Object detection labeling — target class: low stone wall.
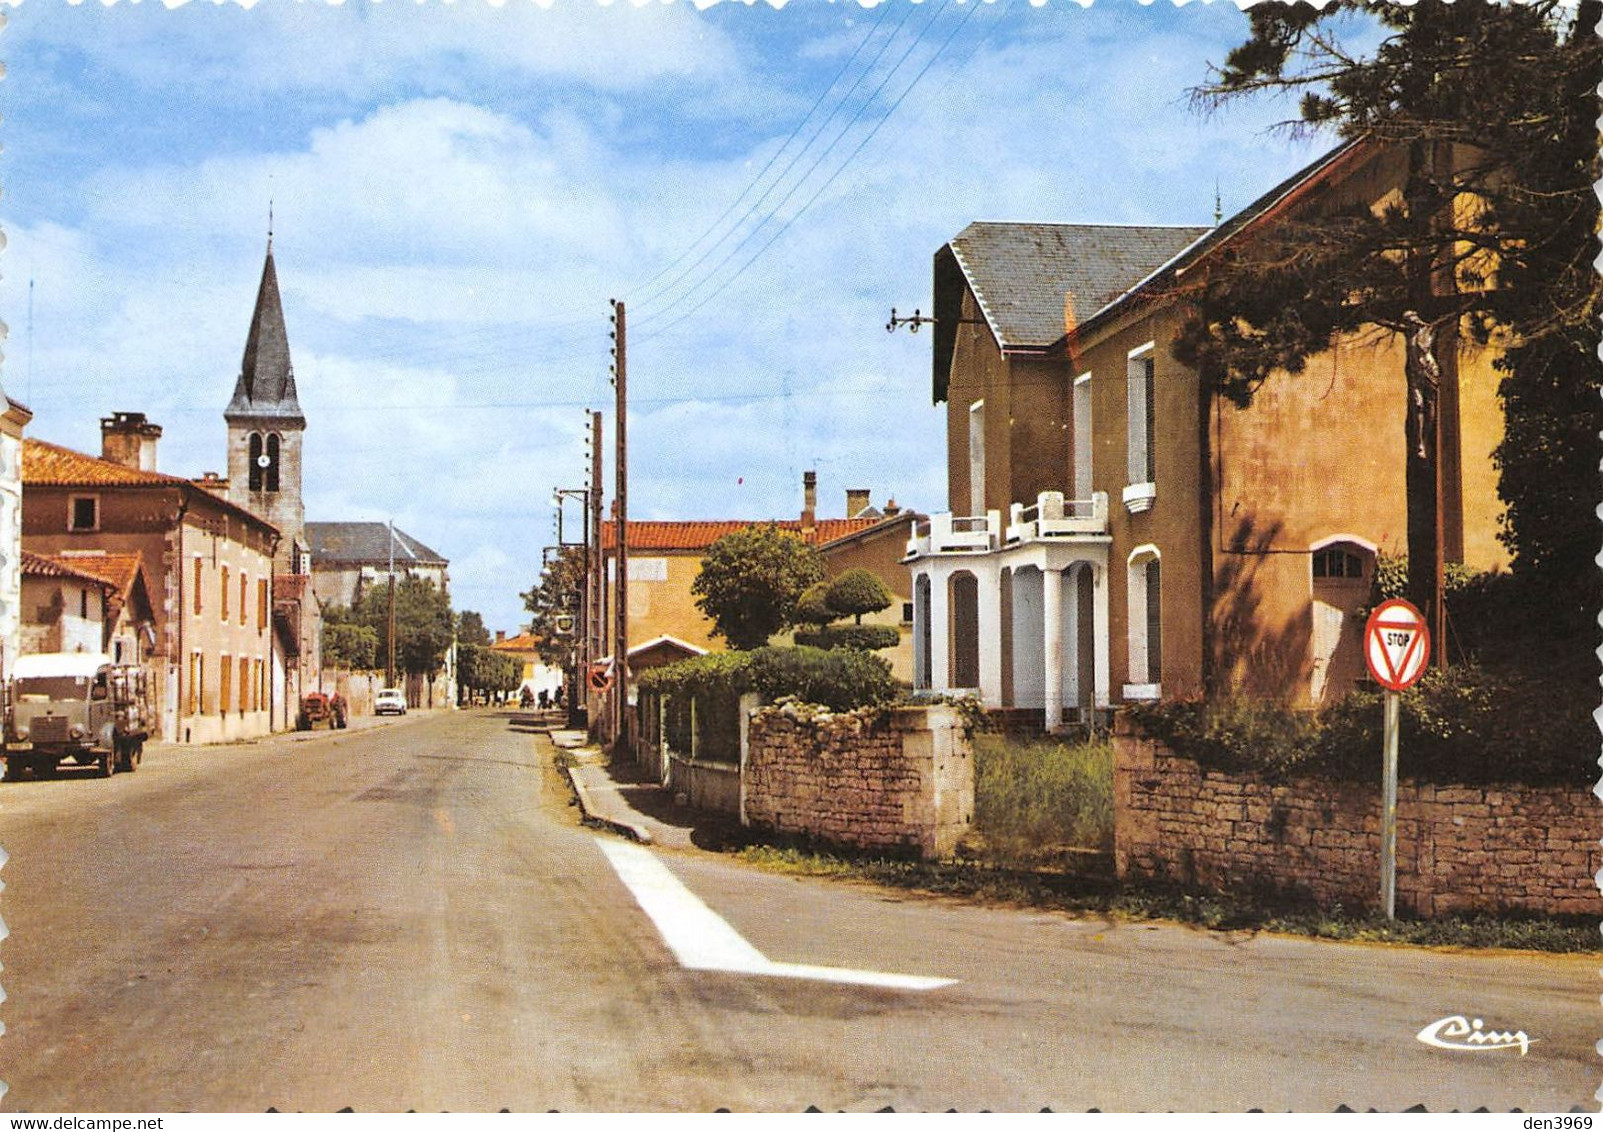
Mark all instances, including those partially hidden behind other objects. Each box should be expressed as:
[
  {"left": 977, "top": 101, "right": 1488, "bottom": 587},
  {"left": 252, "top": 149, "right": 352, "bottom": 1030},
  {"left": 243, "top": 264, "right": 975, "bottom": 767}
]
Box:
[
  {"left": 668, "top": 753, "right": 741, "bottom": 815},
  {"left": 743, "top": 703, "right": 972, "bottom": 859},
  {"left": 1114, "top": 716, "right": 1600, "bottom": 917}
]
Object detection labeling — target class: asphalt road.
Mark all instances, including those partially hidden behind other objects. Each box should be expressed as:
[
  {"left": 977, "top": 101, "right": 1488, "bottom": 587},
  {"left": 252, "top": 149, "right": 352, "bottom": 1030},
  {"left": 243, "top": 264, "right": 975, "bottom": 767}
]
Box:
[{"left": 0, "top": 709, "right": 1593, "bottom": 1112}]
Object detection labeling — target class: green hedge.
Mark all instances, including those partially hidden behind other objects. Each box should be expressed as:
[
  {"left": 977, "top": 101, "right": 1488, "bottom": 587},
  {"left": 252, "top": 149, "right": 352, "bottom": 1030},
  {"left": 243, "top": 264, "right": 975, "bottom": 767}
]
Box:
[
  {"left": 793, "top": 624, "right": 901, "bottom": 652},
  {"left": 637, "top": 645, "right": 897, "bottom": 712},
  {"left": 1128, "top": 662, "right": 1594, "bottom": 787}
]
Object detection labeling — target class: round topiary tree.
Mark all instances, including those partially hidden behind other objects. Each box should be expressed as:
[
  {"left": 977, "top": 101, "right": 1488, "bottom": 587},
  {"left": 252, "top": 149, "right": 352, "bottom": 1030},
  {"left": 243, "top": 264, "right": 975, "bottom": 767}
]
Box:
[
  {"left": 793, "top": 581, "right": 837, "bottom": 628},
  {"left": 825, "top": 568, "right": 892, "bottom": 625}
]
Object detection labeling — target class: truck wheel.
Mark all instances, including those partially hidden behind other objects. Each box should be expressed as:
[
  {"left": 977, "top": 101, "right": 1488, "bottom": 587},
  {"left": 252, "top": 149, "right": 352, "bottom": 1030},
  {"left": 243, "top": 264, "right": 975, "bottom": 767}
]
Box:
[
  {"left": 97, "top": 748, "right": 114, "bottom": 778},
  {"left": 36, "top": 759, "right": 58, "bottom": 779},
  {"left": 118, "top": 740, "right": 141, "bottom": 773}
]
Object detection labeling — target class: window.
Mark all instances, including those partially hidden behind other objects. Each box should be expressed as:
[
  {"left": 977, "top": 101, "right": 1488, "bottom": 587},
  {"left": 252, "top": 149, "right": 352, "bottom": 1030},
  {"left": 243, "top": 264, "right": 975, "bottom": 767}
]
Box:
[
  {"left": 248, "top": 433, "right": 264, "bottom": 492},
  {"left": 220, "top": 655, "right": 232, "bottom": 718},
  {"left": 79, "top": 587, "right": 90, "bottom": 619},
  {"left": 221, "top": 566, "right": 230, "bottom": 623},
  {"left": 901, "top": 601, "right": 914, "bottom": 625},
  {"left": 968, "top": 400, "right": 985, "bottom": 516},
  {"left": 188, "top": 652, "right": 202, "bottom": 716},
  {"left": 240, "top": 573, "right": 249, "bottom": 625},
  {"left": 1073, "top": 372, "right": 1093, "bottom": 502},
  {"left": 1125, "top": 546, "right": 1162, "bottom": 699},
  {"left": 238, "top": 656, "right": 250, "bottom": 714},
  {"left": 193, "top": 557, "right": 204, "bottom": 616},
  {"left": 1126, "top": 346, "right": 1155, "bottom": 486},
  {"left": 69, "top": 496, "right": 99, "bottom": 532},
  {"left": 258, "top": 578, "right": 269, "bottom": 631},
  {"left": 265, "top": 434, "right": 281, "bottom": 493},
  {"left": 1313, "top": 548, "right": 1366, "bottom": 579}
]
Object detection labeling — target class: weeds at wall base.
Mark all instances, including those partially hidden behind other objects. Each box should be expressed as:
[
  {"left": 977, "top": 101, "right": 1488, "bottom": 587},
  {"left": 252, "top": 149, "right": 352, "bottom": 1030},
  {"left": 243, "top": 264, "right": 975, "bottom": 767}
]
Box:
[{"left": 735, "top": 844, "right": 1600, "bottom": 954}]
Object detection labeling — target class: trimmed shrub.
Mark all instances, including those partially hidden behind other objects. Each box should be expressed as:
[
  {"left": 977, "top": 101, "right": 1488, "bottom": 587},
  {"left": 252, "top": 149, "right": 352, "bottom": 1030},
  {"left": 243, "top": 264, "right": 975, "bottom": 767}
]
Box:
[
  {"left": 637, "top": 645, "right": 897, "bottom": 713},
  {"left": 826, "top": 568, "right": 892, "bottom": 623},
  {"left": 793, "top": 624, "right": 901, "bottom": 652},
  {"left": 794, "top": 581, "right": 836, "bottom": 628}
]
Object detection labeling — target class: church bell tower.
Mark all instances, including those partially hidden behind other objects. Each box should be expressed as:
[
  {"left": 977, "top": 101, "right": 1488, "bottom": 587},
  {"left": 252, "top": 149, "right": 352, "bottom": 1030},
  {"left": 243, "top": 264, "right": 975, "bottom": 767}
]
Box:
[{"left": 225, "top": 234, "right": 307, "bottom": 575}]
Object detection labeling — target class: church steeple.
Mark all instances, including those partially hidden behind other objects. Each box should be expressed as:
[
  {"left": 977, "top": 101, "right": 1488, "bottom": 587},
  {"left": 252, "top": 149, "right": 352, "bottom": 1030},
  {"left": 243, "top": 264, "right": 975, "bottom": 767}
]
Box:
[{"left": 225, "top": 241, "right": 304, "bottom": 426}]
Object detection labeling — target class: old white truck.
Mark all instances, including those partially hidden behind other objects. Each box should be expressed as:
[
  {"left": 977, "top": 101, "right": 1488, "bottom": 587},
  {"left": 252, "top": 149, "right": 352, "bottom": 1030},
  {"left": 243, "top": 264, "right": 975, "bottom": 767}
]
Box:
[{"left": 4, "top": 652, "right": 151, "bottom": 779}]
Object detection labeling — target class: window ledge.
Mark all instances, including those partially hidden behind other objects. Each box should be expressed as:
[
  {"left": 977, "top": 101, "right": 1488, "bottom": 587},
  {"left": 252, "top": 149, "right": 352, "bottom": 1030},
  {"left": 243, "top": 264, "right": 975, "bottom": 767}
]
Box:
[
  {"left": 1122, "top": 482, "right": 1156, "bottom": 514},
  {"left": 1122, "top": 682, "right": 1161, "bottom": 701}
]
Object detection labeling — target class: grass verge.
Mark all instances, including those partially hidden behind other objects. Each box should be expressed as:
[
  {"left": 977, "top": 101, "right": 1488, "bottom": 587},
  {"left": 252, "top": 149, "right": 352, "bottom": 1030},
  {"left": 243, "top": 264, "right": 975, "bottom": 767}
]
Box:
[
  {"left": 972, "top": 732, "right": 1113, "bottom": 856},
  {"left": 736, "top": 844, "right": 1599, "bottom": 953}
]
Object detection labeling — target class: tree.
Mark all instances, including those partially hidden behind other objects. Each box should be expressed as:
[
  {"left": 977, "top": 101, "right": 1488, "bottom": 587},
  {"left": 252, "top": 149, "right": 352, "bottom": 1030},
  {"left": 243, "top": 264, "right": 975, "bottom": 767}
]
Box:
[
  {"left": 1177, "top": 0, "right": 1602, "bottom": 655},
  {"left": 321, "top": 617, "right": 379, "bottom": 670},
  {"left": 793, "top": 581, "right": 837, "bottom": 629},
  {"left": 351, "top": 577, "right": 456, "bottom": 677},
  {"left": 457, "top": 643, "right": 521, "bottom": 701},
  {"left": 456, "top": 610, "right": 492, "bottom": 647},
  {"left": 521, "top": 547, "right": 586, "bottom": 666},
  {"left": 692, "top": 524, "right": 827, "bottom": 650}
]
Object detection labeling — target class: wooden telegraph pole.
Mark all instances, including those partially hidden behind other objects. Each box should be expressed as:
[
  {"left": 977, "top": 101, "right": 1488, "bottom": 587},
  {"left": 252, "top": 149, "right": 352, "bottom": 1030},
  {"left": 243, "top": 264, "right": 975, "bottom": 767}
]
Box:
[
  {"left": 590, "top": 410, "right": 605, "bottom": 712},
  {"left": 610, "top": 301, "right": 629, "bottom": 751}
]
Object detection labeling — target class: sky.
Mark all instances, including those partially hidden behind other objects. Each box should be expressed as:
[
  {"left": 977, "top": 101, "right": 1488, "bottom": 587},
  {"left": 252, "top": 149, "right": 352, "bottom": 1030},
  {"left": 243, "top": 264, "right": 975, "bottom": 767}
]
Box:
[{"left": 0, "top": 0, "right": 1342, "bottom": 634}]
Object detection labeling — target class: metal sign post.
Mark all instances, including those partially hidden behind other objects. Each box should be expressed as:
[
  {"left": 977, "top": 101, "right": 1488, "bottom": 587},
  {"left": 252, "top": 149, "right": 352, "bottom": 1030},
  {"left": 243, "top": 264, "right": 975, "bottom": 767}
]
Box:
[{"left": 1363, "top": 598, "right": 1430, "bottom": 921}]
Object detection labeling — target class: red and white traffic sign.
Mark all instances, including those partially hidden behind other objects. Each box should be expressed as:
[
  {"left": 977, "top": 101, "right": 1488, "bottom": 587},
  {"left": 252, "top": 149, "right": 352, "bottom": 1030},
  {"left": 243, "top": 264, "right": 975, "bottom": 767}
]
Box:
[{"left": 1363, "top": 598, "right": 1430, "bottom": 692}]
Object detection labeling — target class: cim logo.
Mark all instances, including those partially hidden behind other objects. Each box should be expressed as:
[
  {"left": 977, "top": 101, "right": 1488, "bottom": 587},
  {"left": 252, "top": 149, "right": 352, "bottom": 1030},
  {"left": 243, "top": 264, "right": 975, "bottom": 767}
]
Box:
[{"left": 1416, "top": 1015, "right": 1533, "bottom": 1055}]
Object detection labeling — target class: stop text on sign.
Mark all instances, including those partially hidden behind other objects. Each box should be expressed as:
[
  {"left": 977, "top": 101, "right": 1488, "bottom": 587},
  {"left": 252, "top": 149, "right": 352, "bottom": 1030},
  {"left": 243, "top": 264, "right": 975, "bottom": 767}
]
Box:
[{"left": 1363, "top": 598, "right": 1430, "bottom": 692}]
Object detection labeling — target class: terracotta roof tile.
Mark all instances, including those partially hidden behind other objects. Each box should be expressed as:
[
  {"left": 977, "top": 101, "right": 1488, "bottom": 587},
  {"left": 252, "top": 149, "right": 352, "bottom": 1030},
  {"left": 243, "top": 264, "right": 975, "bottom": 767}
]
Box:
[
  {"left": 23, "top": 438, "right": 186, "bottom": 487},
  {"left": 599, "top": 518, "right": 881, "bottom": 552},
  {"left": 491, "top": 633, "right": 540, "bottom": 652},
  {"left": 20, "top": 550, "right": 117, "bottom": 588}
]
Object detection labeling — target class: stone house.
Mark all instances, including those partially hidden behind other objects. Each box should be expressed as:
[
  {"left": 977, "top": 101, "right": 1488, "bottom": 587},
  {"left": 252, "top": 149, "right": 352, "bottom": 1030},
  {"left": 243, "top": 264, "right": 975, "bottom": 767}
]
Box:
[
  {"left": 22, "top": 424, "right": 281, "bottom": 743},
  {"left": 907, "top": 140, "right": 1507, "bottom": 726},
  {"left": 20, "top": 549, "right": 157, "bottom": 666},
  {"left": 305, "top": 522, "right": 450, "bottom": 611}
]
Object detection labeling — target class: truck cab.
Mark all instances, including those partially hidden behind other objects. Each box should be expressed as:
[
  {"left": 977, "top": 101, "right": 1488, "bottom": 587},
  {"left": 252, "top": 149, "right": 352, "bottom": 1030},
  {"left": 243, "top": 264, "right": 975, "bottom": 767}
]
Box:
[{"left": 7, "top": 652, "right": 150, "bottom": 779}]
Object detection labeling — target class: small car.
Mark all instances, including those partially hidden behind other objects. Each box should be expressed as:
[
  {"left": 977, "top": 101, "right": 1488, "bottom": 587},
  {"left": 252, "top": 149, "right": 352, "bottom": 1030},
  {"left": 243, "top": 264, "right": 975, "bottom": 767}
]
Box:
[{"left": 374, "top": 688, "right": 407, "bottom": 716}]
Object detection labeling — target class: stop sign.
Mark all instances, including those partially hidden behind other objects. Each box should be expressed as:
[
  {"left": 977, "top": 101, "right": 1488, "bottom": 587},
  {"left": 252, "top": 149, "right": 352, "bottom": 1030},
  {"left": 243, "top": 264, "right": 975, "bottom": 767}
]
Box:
[{"left": 1363, "top": 598, "right": 1430, "bottom": 692}]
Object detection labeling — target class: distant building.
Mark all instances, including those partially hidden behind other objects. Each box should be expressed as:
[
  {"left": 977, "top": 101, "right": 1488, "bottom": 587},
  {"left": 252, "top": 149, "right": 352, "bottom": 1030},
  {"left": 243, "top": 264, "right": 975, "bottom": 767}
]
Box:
[{"left": 305, "top": 522, "right": 450, "bottom": 610}]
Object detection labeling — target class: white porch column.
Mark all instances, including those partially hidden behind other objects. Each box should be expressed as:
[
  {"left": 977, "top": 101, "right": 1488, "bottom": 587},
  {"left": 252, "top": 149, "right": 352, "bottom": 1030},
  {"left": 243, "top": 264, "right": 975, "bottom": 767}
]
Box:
[
  {"left": 976, "top": 565, "right": 1003, "bottom": 707},
  {"left": 1092, "top": 562, "right": 1111, "bottom": 709},
  {"left": 1042, "top": 566, "right": 1064, "bottom": 731},
  {"left": 929, "top": 566, "right": 950, "bottom": 693}
]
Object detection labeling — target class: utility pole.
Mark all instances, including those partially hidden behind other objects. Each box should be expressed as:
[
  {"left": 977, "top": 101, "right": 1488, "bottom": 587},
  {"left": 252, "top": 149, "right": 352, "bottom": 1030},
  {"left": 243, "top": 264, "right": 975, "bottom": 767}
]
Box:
[
  {"left": 386, "top": 519, "right": 397, "bottom": 689},
  {"left": 590, "top": 409, "right": 605, "bottom": 730},
  {"left": 610, "top": 300, "right": 629, "bottom": 751}
]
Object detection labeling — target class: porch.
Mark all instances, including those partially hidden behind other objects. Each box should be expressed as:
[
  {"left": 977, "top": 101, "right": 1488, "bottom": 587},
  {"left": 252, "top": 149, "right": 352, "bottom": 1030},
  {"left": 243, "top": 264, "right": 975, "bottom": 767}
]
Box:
[{"left": 905, "top": 491, "right": 1112, "bottom": 732}]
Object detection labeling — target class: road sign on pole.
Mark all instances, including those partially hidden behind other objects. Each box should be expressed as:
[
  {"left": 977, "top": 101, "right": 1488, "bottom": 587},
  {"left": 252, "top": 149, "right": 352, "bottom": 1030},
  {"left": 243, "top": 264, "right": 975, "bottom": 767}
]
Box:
[
  {"left": 1363, "top": 598, "right": 1431, "bottom": 920},
  {"left": 588, "top": 660, "right": 613, "bottom": 694}
]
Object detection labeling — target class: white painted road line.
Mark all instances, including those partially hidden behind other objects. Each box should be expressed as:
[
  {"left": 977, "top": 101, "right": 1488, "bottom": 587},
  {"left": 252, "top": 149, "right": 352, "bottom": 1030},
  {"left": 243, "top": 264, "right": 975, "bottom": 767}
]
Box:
[{"left": 596, "top": 837, "right": 956, "bottom": 991}]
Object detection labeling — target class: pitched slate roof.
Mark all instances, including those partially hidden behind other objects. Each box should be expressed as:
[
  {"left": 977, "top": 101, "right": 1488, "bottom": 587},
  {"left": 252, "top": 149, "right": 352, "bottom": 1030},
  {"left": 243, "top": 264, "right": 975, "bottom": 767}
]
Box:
[
  {"left": 946, "top": 223, "right": 1210, "bottom": 352},
  {"left": 599, "top": 518, "right": 881, "bottom": 552},
  {"left": 305, "top": 521, "right": 448, "bottom": 567},
  {"left": 225, "top": 246, "right": 305, "bottom": 425}
]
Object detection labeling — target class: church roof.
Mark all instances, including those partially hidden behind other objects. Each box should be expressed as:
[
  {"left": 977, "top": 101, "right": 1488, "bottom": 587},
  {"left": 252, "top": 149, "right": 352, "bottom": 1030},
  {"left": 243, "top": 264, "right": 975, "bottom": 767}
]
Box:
[
  {"left": 225, "top": 246, "right": 305, "bottom": 425},
  {"left": 305, "top": 521, "right": 448, "bottom": 567}
]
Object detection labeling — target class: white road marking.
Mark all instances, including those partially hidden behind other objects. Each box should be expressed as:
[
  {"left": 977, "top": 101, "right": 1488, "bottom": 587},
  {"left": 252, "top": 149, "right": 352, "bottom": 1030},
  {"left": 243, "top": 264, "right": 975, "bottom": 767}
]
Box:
[{"left": 597, "top": 837, "right": 955, "bottom": 991}]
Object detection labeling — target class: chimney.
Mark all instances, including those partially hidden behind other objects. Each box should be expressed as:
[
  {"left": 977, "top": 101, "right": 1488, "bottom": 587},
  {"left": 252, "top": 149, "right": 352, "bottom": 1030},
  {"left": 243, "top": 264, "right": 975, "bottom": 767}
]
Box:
[
  {"left": 801, "top": 470, "right": 817, "bottom": 532},
  {"left": 845, "top": 488, "right": 871, "bottom": 518},
  {"left": 100, "top": 412, "right": 162, "bottom": 472},
  {"left": 884, "top": 497, "right": 901, "bottom": 517},
  {"left": 194, "top": 472, "right": 229, "bottom": 497},
  {"left": 495, "top": 630, "right": 506, "bottom": 643}
]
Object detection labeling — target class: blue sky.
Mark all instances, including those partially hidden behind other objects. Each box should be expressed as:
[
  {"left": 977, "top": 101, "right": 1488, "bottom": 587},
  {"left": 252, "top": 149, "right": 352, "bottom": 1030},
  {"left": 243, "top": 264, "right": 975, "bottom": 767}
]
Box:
[{"left": 0, "top": 0, "right": 1337, "bottom": 633}]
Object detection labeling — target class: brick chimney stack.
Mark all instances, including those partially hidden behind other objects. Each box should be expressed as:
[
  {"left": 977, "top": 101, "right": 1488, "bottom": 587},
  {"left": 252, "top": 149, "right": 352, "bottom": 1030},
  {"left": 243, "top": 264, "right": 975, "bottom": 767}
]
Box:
[
  {"left": 801, "top": 470, "right": 817, "bottom": 533},
  {"left": 883, "top": 497, "right": 901, "bottom": 517},
  {"left": 845, "top": 488, "right": 871, "bottom": 518},
  {"left": 495, "top": 630, "right": 506, "bottom": 643},
  {"left": 100, "top": 411, "right": 162, "bottom": 472}
]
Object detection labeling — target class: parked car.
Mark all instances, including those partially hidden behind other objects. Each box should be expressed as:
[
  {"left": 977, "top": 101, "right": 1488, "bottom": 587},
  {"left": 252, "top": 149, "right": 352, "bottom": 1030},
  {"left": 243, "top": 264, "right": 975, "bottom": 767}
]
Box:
[{"left": 375, "top": 688, "right": 407, "bottom": 716}]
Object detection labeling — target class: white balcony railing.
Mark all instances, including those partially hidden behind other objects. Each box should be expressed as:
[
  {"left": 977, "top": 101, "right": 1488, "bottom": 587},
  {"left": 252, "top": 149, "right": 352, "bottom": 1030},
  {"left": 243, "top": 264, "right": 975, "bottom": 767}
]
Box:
[
  {"left": 1005, "top": 491, "right": 1109, "bottom": 544},
  {"left": 905, "top": 510, "right": 1001, "bottom": 558}
]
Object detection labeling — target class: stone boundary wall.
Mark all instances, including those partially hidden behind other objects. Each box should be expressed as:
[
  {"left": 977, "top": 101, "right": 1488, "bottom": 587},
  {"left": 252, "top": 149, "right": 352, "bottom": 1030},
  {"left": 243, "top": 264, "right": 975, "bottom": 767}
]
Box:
[
  {"left": 743, "top": 703, "right": 973, "bottom": 859},
  {"left": 1113, "top": 716, "right": 1600, "bottom": 917}
]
